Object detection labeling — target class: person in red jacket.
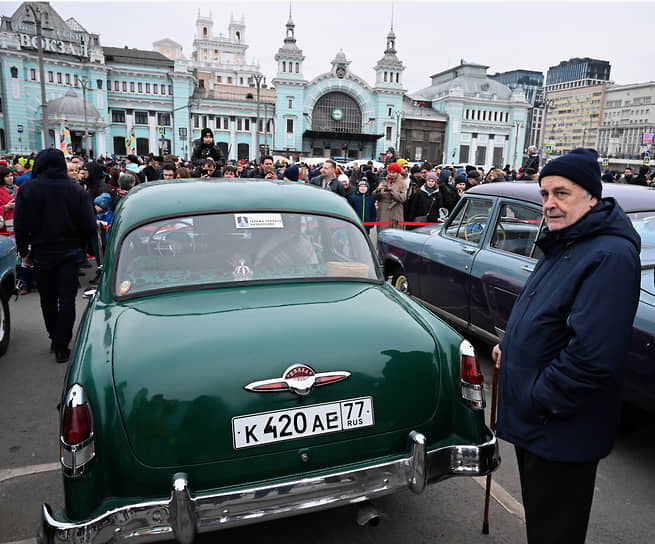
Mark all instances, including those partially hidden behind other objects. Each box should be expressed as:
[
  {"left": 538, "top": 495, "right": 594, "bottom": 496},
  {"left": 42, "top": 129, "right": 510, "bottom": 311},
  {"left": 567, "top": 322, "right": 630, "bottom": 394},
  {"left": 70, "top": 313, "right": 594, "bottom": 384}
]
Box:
[{"left": 0, "top": 166, "right": 18, "bottom": 233}]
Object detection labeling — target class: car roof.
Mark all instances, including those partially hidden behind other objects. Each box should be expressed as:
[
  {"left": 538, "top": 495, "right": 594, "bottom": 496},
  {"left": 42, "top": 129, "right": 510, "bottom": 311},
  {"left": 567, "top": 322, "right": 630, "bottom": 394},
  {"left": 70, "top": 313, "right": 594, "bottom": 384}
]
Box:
[
  {"left": 113, "top": 178, "right": 360, "bottom": 237},
  {"left": 466, "top": 182, "right": 655, "bottom": 212}
]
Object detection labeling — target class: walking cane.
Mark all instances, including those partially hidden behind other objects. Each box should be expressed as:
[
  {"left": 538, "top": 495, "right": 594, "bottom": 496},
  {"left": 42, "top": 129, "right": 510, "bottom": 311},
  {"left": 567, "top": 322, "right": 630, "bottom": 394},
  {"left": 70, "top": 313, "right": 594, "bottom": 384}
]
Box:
[{"left": 482, "top": 359, "right": 500, "bottom": 534}]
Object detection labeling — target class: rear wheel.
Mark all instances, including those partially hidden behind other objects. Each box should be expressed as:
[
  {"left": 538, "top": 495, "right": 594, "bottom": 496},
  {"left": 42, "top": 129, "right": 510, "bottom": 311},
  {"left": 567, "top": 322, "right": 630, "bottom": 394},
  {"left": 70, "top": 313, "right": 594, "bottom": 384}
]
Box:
[
  {"left": 0, "top": 286, "right": 10, "bottom": 356},
  {"left": 393, "top": 272, "right": 409, "bottom": 294}
]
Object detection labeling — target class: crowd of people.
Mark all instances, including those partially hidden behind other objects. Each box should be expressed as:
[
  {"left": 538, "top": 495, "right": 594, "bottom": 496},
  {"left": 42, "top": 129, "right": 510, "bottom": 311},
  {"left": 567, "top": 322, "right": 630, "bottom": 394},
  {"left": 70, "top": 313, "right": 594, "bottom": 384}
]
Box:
[{"left": 2, "top": 135, "right": 646, "bottom": 543}]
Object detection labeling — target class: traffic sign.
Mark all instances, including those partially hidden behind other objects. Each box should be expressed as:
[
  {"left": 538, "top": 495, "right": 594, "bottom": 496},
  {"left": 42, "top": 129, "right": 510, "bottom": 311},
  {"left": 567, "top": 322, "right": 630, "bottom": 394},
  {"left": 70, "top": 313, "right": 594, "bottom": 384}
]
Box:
[
  {"left": 601, "top": 158, "right": 609, "bottom": 167},
  {"left": 544, "top": 144, "right": 553, "bottom": 154},
  {"left": 17, "top": 124, "right": 23, "bottom": 133},
  {"left": 158, "top": 126, "right": 165, "bottom": 136},
  {"left": 644, "top": 157, "right": 651, "bottom": 166}
]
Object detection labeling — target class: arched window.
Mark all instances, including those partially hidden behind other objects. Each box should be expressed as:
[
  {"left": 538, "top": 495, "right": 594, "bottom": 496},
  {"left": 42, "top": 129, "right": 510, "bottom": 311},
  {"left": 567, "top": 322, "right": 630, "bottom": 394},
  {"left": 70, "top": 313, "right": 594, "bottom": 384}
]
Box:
[
  {"left": 10, "top": 67, "right": 18, "bottom": 78},
  {"left": 235, "top": 31, "right": 241, "bottom": 42},
  {"left": 311, "top": 92, "right": 362, "bottom": 133},
  {"left": 203, "top": 27, "right": 208, "bottom": 36},
  {"left": 282, "top": 61, "right": 286, "bottom": 73}
]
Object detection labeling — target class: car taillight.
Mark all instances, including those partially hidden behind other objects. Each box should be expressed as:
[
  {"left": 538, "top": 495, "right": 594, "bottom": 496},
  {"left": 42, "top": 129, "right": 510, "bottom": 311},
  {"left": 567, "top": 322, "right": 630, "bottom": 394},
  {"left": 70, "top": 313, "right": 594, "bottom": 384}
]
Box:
[
  {"left": 60, "top": 384, "right": 95, "bottom": 477},
  {"left": 459, "top": 340, "right": 485, "bottom": 410}
]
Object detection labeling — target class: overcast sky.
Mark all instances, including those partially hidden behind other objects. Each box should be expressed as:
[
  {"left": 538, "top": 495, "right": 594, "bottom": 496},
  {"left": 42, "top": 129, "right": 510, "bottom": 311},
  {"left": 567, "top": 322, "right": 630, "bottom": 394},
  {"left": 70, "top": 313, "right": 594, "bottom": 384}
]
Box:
[{"left": 2, "top": 0, "right": 653, "bottom": 94}]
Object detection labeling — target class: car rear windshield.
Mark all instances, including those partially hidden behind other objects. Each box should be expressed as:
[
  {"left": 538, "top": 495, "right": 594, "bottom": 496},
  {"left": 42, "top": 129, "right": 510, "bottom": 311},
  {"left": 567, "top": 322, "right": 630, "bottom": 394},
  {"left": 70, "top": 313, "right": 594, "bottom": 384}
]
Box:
[
  {"left": 114, "top": 212, "right": 379, "bottom": 298},
  {"left": 628, "top": 210, "right": 655, "bottom": 249}
]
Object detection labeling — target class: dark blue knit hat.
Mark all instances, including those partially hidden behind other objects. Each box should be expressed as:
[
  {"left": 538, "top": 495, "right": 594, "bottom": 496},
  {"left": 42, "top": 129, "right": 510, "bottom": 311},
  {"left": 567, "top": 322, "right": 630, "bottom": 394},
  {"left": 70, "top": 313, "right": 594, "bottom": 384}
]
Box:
[
  {"left": 283, "top": 164, "right": 299, "bottom": 182},
  {"left": 539, "top": 148, "right": 602, "bottom": 199}
]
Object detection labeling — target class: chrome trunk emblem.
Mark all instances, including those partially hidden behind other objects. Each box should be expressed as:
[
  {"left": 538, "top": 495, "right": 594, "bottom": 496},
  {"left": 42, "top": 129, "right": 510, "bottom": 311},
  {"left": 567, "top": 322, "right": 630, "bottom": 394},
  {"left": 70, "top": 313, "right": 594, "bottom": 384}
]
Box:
[{"left": 244, "top": 364, "right": 350, "bottom": 396}]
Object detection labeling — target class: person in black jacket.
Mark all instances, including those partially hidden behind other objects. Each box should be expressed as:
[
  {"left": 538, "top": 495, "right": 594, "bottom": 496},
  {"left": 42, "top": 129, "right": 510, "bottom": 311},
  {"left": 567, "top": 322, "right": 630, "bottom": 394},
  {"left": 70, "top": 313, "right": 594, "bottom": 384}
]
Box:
[
  {"left": 493, "top": 148, "right": 641, "bottom": 544},
  {"left": 348, "top": 180, "right": 376, "bottom": 233},
  {"left": 191, "top": 128, "right": 225, "bottom": 167},
  {"left": 14, "top": 149, "right": 97, "bottom": 363},
  {"left": 524, "top": 145, "right": 540, "bottom": 171},
  {"left": 407, "top": 172, "right": 444, "bottom": 226}
]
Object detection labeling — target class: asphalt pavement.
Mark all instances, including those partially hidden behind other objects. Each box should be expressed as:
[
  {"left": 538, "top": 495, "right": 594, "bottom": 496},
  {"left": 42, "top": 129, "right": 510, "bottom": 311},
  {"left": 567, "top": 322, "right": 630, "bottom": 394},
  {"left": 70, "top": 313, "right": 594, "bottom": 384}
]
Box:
[{"left": 1, "top": 282, "right": 654, "bottom": 543}]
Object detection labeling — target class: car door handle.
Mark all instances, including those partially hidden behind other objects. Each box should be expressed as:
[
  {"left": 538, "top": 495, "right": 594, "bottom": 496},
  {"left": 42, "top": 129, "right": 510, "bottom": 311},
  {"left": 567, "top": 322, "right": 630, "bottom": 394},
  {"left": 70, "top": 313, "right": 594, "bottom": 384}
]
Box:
[
  {"left": 462, "top": 247, "right": 476, "bottom": 255},
  {"left": 521, "top": 265, "right": 535, "bottom": 273}
]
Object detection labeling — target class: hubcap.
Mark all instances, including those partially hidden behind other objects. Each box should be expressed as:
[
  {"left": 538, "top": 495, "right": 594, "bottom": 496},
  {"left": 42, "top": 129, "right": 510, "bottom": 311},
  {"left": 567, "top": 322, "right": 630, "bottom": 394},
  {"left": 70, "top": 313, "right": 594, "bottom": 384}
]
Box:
[
  {"left": 394, "top": 274, "right": 409, "bottom": 294},
  {"left": 0, "top": 300, "right": 6, "bottom": 343}
]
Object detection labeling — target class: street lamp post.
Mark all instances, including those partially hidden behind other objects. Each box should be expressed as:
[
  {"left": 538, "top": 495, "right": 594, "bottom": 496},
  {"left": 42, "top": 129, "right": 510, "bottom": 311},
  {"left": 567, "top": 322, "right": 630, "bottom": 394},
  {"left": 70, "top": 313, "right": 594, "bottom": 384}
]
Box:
[
  {"left": 539, "top": 98, "right": 555, "bottom": 164},
  {"left": 26, "top": 4, "right": 49, "bottom": 149},
  {"left": 80, "top": 77, "right": 90, "bottom": 158},
  {"left": 513, "top": 120, "right": 524, "bottom": 170},
  {"left": 393, "top": 109, "right": 402, "bottom": 156},
  {"left": 250, "top": 72, "right": 264, "bottom": 161}
]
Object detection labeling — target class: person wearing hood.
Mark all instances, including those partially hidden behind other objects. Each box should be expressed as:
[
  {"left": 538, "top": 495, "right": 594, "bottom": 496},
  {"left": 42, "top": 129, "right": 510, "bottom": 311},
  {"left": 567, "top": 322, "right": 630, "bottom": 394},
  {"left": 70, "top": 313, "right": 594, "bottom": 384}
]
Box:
[
  {"left": 13, "top": 148, "right": 97, "bottom": 363},
  {"left": 437, "top": 169, "right": 459, "bottom": 213},
  {"left": 348, "top": 179, "right": 376, "bottom": 234},
  {"left": 85, "top": 162, "right": 114, "bottom": 202},
  {"left": 191, "top": 128, "right": 225, "bottom": 167},
  {"left": 407, "top": 172, "right": 444, "bottom": 228},
  {"left": 492, "top": 148, "right": 641, "bottom": 544}
]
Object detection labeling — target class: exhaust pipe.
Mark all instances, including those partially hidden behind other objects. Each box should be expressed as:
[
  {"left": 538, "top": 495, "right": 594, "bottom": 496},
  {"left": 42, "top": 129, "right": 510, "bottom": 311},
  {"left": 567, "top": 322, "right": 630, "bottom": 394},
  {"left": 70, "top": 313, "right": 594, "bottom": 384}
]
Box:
[{"left": 356, "top": 501, "right": 386, "bottom": 527}]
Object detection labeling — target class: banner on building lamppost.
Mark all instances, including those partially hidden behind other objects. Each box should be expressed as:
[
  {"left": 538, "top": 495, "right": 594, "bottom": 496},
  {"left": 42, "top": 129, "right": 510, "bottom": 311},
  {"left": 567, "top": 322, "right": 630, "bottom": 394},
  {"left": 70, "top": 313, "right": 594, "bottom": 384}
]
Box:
[
  {"left": 60, "top": 121, "right": 72, "bottom": 156},
  {"left": 126, "top": 128, "right": 136, "bottom": 155}
]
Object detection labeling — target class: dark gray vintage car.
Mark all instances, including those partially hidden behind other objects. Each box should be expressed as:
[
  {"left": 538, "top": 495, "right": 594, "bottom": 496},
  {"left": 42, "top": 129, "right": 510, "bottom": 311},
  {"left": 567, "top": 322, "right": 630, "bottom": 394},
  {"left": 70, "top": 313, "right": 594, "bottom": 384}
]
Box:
[
  {"left": 0, "top": 234, "right": 16, "bottom": 356},
  {"left": 379, "top": 182, "right": 655, "bottom": 412}
]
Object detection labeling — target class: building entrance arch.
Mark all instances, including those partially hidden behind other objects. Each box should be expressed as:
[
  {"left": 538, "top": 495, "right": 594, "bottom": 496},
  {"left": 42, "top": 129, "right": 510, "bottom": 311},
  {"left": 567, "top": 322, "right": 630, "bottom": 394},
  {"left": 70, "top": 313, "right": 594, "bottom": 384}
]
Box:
[{"left": 312, "top": 92, "right": 362, "bottom": 133}]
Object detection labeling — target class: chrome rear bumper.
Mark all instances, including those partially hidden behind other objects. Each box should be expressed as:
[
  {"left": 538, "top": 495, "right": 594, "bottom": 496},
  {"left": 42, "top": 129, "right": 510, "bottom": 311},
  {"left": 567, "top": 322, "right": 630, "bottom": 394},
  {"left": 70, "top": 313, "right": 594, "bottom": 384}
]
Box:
[{"left": 40, "top": 429, "right": 499, "bottom": 544}]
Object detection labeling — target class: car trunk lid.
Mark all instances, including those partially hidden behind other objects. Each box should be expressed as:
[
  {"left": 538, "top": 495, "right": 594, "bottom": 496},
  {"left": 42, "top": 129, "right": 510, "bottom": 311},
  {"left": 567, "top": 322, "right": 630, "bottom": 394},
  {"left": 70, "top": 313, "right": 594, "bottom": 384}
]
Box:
[{"left": 112, "top": 283, "right": 440, "bottom": 467}]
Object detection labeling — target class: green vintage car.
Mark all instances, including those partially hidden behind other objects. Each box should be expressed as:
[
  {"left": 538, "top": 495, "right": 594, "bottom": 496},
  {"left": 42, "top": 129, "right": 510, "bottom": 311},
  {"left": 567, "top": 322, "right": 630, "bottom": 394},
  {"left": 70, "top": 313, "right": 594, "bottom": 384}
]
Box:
[{"left": 41, "top": 179, "right": 499, "bottom": 544}]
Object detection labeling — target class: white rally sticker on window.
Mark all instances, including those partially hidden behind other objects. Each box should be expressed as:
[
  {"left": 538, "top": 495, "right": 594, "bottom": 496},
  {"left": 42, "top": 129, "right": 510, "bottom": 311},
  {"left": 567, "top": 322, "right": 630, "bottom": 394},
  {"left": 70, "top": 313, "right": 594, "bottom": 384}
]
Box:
[{"left": 234, "top": 213, "right": 284, "bottom": 229}]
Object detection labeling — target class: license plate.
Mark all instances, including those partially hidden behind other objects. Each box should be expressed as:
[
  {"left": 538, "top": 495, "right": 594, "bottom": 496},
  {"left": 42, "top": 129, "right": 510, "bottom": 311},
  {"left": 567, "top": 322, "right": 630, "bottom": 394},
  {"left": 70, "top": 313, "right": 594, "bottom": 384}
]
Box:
[{"left": 232, "top": 397, "right": 374, "bottom": 449}]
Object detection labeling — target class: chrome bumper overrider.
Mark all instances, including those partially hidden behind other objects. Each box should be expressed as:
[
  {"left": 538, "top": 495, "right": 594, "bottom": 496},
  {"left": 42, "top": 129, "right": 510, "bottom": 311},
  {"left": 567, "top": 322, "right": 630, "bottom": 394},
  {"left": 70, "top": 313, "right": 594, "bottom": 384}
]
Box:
[{"left": 40, "top": 429, "right": 499, "bottom": 544}]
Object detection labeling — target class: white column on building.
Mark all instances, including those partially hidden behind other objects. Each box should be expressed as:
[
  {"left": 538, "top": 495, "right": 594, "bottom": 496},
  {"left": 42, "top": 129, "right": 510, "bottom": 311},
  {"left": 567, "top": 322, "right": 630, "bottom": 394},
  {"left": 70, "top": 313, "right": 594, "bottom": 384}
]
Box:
[
  {"left": 149, "top": 114, "right": 158, "bottom": 154},
  {"left": 251, "top": 119, "right": 257, "bottom": 161},
  {"left": 230, "top": 118, "right": 237, "bottom": 161},
  {"left": 97, "top": 129, "right": 107, "bottom": 156}
]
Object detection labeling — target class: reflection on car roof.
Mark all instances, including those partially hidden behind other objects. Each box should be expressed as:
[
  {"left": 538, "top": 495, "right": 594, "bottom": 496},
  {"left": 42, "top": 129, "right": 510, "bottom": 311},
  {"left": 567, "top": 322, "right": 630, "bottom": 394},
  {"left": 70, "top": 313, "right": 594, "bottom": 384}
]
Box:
[{"left": 467, "top": 182, "right": 655, "bottom": 212}]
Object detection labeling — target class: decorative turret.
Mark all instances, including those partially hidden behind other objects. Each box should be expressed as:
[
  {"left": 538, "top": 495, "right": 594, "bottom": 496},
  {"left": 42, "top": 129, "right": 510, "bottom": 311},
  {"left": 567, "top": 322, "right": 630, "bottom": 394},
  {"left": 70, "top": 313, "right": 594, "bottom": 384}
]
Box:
[
  {"left": 195, "top": 11, "right": 213, "bottom": 40},
  {"left": 330, "top": 50, "right": 351, "bottom": 80},
  {"left": 274, "top": 5, "right": 305, "bottom": 79},
  {"left": 228, "top": 14, "right": 245, "bottom": 44},
  {"left": 374, "top": 25, "right": 405, "bottom": 88}
]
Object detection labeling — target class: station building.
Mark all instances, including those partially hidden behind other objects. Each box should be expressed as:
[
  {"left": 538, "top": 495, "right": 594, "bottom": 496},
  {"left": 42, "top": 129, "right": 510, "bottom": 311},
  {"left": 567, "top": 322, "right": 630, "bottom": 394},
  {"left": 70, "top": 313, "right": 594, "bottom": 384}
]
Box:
[
  {"left": 0, "top": 2, "right": 194, "bottom": 157},
  {"left": 155, "top": 12, "right": 275, "bottom": 162},
  {"left": 409, "top": 61, "right": 531, "bottom": 169},
  {"left": 271, "top": 14, "right": 405, "bottom": 160}
]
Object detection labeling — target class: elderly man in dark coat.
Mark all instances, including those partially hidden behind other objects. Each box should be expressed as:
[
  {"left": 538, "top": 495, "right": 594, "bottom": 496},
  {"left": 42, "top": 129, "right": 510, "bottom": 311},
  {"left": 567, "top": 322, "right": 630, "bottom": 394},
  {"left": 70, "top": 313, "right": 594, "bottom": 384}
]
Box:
[{"left": 493, "top": 148, "right": 641, "bottom": 544}]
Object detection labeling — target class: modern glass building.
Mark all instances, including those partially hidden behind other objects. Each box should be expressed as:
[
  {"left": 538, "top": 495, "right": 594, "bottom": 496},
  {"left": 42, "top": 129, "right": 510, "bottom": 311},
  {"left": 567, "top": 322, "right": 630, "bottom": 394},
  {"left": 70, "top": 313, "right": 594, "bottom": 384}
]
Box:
[
  {"left": 545, "top": 57, "right": 611, "bottom": 88},
  {"left": 489, "top": 69, "right": 543, "bottom": 106}
]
